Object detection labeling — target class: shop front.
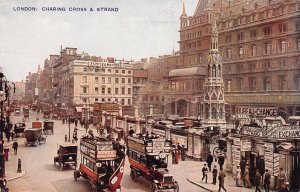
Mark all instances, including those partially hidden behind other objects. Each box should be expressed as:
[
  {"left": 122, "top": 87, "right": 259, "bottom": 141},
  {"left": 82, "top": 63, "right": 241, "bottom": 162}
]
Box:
[{"left": 227, "top": 119, "right": 300, "bottom": 190}]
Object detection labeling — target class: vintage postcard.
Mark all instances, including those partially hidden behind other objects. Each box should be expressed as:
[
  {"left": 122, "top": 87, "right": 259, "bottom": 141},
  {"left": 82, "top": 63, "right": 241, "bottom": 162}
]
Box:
[{"left": 0, "top": 0, "right": 299, "bottom": 192}]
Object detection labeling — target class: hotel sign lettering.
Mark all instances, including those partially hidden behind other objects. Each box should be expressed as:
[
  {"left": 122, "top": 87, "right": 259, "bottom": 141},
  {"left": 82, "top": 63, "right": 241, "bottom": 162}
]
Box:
[
  {"left": 240, "top": 126, "right": 263, "bottom": 137},
  {"left": 277, "top": 129, "right": 300, "bottom": 139},
  {"left": 236, "top": 106, "right": 277, "bottom": 117}
]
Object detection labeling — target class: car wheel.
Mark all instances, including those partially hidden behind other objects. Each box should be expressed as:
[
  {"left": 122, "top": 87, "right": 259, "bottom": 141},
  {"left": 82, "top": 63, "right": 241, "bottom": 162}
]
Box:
[
  {"left": 130, "top": 169, "right": 137, "bottom": 182},
  {"left": 74, "top": 170, "right": 79, "bottom": 181},
  {"left": 150, "top": 184, "right": 157, "bottom": 192}
]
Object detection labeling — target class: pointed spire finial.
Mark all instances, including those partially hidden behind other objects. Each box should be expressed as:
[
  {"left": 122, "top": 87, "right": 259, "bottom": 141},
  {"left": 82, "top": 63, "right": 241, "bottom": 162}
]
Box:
[{"left": 180, "top": 0, "right": 187, "bottom": 18}]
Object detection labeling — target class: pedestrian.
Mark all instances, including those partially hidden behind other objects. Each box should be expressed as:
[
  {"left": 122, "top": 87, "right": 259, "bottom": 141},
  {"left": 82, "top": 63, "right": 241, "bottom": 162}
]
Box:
[
  {"left": 84, "top": 122, "right": 89, "bottom": 133},
  {"left": 244, "top": 166, "right": 251, "bottom": 188},
  {"left": 180, "top": 145, "right": 186, "bottom": 161},
  {"left": 11, "top": 130, "right": 15, "bottom": 141},
  {"left": 277, "top": 168, "right": 286, "bottom": 190},
  {"left": 240, "top": 157, "right": 246, "bottom": 186},
  {"left": 218, "top": 169, "right": 227, "bottom": 192},
  {"left": 218, "top": 154, "right": 225, "bottom": 171},
  {"left": 206, "top": 151, "right": 214, "bottom": 172},
  {"left": 12, "top": 140, "right": 18, "bottom": 155},
  {"left": 171, "top": 149, "right": 175, "bottom": 164},
  {"left": 212, "top": 165, "right": 218, "bottom": 185},
  {"left": 74, "top": 119, "right": 78, "bottom": 127},
  {"left": 235, "top": 165, "right": 242, "bottom": 187},
  {"left": 176, "top": 143, "right": 181, "bottom": 150},
  {"left": 4, "top": 146, "right": 9, "bottom": 161},
  {"left": 255, "top": 169, "right": 262, "bottom": 192},
  {"left": 264, "top": 169, "right": 271, "bottom": 192},
  {"left": 279, "top": 182, "right": 289, "bottom": 192},
  {"left": 175, "top": 148, "right": 180, "bottom": 164},
  {"left": 201, "top": 163, "right": 208, "bottom": 183}
]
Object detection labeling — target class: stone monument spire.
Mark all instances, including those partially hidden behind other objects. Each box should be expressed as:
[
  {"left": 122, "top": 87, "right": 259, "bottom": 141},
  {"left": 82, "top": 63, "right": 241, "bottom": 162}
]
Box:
[{"left": 202, "top": 16, "right": 226, "bottom": 129}]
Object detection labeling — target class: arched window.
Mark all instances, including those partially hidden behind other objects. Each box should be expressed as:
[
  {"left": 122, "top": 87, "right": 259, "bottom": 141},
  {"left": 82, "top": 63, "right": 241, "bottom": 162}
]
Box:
[
  {"left": 212, "top": 65, "right": 216, "bottom": 77},
  {"left": 219, "top": 108, "right": 223, "bottom": 119},
  {"left": 212, "top": 107, "right": 217, "bottom": 119},
  {"left": 205, "top": 104, "right": 209, "bottom": 119}
]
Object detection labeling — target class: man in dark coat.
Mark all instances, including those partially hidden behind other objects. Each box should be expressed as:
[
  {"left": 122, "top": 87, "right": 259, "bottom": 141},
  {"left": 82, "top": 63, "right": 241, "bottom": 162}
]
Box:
[
  {"left": 255, "top": 169, "right": 262, "bottom": 192},
  {"left": 218, "top": 170, "right": 227, "bottom": 192},
  {"left": 201, "top": 163, "right": 208, "bottom": 183},
  {"left": 206, "top": 151, "right": 214, "bottom": 171},
  {"left": 218, "top": 155, "right": 225, "bottom": 171},
  {"left": 212, "top": 165, "right": 218, "bottom": 185},
  {"left": 12, "top": 140, "right": 18, "bottom": 155},
  {"left": 264, "top": 169, "right": 271, "bottom": 192}
]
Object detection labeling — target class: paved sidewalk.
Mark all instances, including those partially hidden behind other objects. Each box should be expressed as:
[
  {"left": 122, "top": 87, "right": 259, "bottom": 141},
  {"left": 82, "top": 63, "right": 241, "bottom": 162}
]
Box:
[
  {"left": 4, "top": 137, "right": 26, "bottom": 182},
  {"left": 186, "top": 161, "right": 258, "bottom": 192}
]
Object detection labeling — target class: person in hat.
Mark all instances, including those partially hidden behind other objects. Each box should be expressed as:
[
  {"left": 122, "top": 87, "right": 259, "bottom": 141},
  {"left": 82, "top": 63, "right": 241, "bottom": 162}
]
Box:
[
  {"left": 235, "top": 165, "right": 242, "bottom": 187},
  {"left": 212, "top": 165, "right": 218, "bottom": 185},
  {"left": 12, "top": 140, "right": 18, "bottom": 155},
  {"left": 244, "top": 166, "right": 251, "bottom": 188},
  {"left": 277, "top": 168, "right": 286, "bottom": 190},
  {"left": 264, "top": 169, "right": 271, "bottom": 192}
]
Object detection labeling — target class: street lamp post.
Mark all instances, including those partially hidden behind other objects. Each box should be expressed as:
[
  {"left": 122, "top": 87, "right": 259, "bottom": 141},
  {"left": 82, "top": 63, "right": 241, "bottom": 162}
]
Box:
[
  {"left": 0, "top": 69, "right": 13, "bottom": 178},
  {"left": 68, "top": 112, "right": 71, "bottom": 142}
]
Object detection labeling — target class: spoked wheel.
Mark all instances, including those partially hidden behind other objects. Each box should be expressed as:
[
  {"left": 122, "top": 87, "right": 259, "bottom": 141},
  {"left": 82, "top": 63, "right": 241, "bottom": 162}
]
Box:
[
  {"left": 150, "top": 183, "right": 158, "bottom": 192},
  {"left": 174, "top": 181, "right": 179, "bottom": 192},
  {"left": 74, "top": 170, "right": 80, "bottom": 181},
  {"left": 130, "top": 169, "right": 137, "bottom": 182}
]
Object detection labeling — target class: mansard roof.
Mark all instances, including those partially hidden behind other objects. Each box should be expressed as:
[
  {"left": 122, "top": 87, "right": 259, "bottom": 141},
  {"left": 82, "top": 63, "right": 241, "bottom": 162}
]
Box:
[{"left": 169, "top": 66, "right": 206, "bottom": 77}]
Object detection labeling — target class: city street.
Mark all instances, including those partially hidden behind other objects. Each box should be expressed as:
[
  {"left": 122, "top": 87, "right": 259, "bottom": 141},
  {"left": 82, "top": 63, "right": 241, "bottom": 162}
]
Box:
[{"left": 7, "top": 111, "right": 201, "bottom": 192}]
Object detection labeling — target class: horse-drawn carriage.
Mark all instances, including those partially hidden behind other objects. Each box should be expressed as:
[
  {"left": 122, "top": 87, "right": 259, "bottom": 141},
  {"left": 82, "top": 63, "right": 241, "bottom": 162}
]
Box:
[
  {"left": 24, "top": 128, "right": 46, "bottom": 147},
  {"left": 43, "top": 120, "right": 54, "bottom": 135}
]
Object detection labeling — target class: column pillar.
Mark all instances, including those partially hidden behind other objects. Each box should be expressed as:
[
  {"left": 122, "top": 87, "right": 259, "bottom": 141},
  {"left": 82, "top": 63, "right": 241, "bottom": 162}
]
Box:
[
  {"left": 175, "top": 101, "right": 178, "bottom": 115},
  {"left": 149, "top": 105, "right": 153, "bottom": 116},
  {"left": 134, "top": 106, "right": 139, "bottom": 118},
  {"left": 226, "top": 138, "right": 233, "bottom": 172}
]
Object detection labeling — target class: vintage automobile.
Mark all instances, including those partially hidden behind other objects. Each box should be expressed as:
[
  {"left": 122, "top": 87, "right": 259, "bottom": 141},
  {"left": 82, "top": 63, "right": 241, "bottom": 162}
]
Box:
[
  {"left": 43, "top": 120, "right": 54, "bottom": 135},
  {"left": 24, "top": 128, "right": 46, "bottom": 147},
  {"left": 43, "top": 110, "right": 50, "bottom": 119},
  {"left": 54, "top": 143, "right": 78, "bottom": 171},
  {"left": 52, "top": 113, "right": 59, "bottom": 119},
  {"left": 14, "top": 122, "right": 26, "bottom": 137},
  {"left": 127, "top": 135, "right": 179, "bottom": 192},
  {"left": 74, "top": 136, "right": 125, "bottom": 192},
  {"left": 14, "top": 108, "right": 21, "bottom": 116}
]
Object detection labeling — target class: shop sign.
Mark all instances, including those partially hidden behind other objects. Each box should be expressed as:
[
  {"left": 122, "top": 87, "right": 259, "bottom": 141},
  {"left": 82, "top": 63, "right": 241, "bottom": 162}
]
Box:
[
  {"left": 277, "top": 129, "right": 300, "bottom": 139},
  {"left": 236, "top": 106, "right": 277, "bottom": 117},
  {"left": 240, "top": 126, "right": 263, "bottom": 137},
  {"left": 241, "top": 141, "right": 251, "bottom": 151},
  {"left": 264, "top": 143, "right": 273, "bottom": 152}
]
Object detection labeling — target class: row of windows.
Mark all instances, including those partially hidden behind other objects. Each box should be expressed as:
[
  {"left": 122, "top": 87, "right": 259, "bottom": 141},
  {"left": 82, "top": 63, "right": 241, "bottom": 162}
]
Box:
[
  {"left": 226, "top": 75, "right": 300, "bottom": 91},
  {"left": 224, "top": 24, "right": 288, "bottom": 44},
  {"left": 220, "top": 3, "right": 298, "bottom": 29},
  {"left": 82, "top": 87, "right": 131, "bottom": 95},
  {"left": 225, "top": 58, "right": 300, "bottom": 74},
  {"left": 83, "top": 97, "right": 131, "bottom": 105},
  {"left": 142, "top": 95, "right": 165, "bottom": 102},
  {"left": 82, "top": 76, "right": 132, "bottom": 84},
  {"left": 83, "top": 67, "right": 132, "bottom": 74},
  {"left": 224, "top": 38, "right": 300, "bottom": 60}
]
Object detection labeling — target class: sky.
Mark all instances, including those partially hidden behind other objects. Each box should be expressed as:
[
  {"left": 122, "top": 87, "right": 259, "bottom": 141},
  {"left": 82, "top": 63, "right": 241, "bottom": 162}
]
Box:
[{"left": 0, "top": 0, "right": 198, "bottom": 82}]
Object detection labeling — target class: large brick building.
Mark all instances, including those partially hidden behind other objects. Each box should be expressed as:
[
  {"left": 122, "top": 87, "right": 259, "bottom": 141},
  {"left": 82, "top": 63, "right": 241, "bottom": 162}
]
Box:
[{"left": 171, "top": 0, "right": 300, "bottom": 118}]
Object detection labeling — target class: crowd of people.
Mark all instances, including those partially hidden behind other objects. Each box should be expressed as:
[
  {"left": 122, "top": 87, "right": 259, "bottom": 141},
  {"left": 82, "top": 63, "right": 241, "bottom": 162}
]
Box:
[{"left": 202, "top": 154, "right": 290, "bottom": 192}]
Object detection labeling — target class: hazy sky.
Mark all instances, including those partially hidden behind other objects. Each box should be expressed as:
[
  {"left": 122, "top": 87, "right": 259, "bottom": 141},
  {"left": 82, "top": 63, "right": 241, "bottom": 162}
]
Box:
[{"left": 0, "top": 0, "right": 197, "bottom": 82}]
